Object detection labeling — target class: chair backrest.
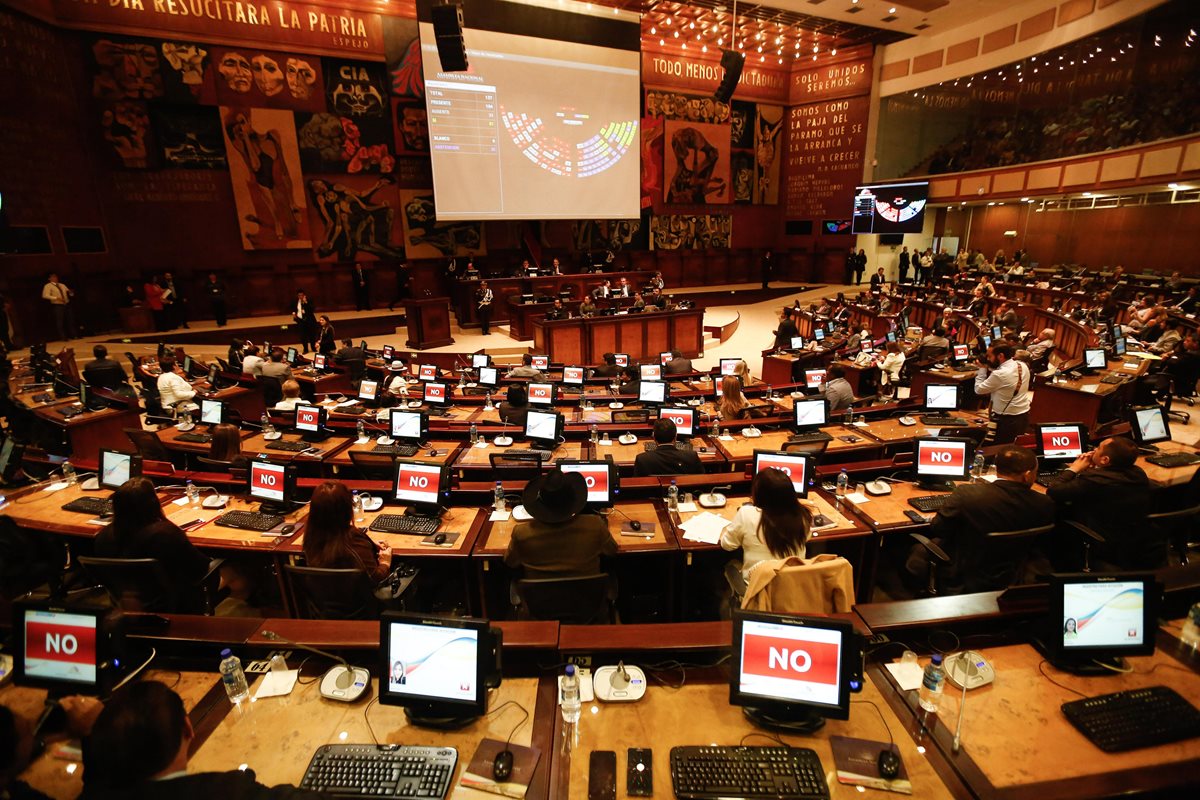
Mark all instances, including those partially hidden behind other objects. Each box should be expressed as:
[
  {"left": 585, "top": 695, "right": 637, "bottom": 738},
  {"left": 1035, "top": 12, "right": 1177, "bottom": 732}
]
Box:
[
  {"left": 489, "top": 450, "right": 546, "bottom": 481},
  {"left": 741, "top": 556, "right": 855, "bottom": 614},
  {"left": 612, "top": 409, "right": 650, "bottom": 424},
  {"left": 196, "top": 456, "right": 235, "bottom": 473},
  {"left": 283, "top": 564, "right": 380, "bottom": 620},
  {"left": 972, "top": 523, "right": 1056, "bottom": 591},
  {"left": 346, "top": 359, "right": 367, "bottom": 386},
  {"left": 257, "top": 375, "right": 283, "bottom": 408},
  {"left": 516, "top": 573, "right": 611, "bottom": 624},
  {"left": 349, "top": 450, "right": 397, "bottom": 480},
  {"left": 77, "top": 556, "right": 175, "bottom": 612},
  {"left": 781, "top": 439, "right": 829, "bottom": 460},
  {"left": 123, "top": 428, "right": 172, "bottom": 462}
]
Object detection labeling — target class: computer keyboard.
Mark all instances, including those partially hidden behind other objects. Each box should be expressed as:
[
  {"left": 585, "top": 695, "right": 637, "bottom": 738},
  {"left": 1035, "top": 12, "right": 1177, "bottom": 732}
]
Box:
[
  {"left": 299, "top": 743, "right": 457, "bottom": 799},
  {"left": 176, "top": 431, "right": 213, "bottom": 444},
  {"left": 214, "top": 510, "right": 284, "bottom": 532},
  {"left": 1061, "top": 686, "right": 1200, "bottom": 752},
  {"left": 1146, "top": 452, "right": 1200, "bottom": 468},
  {"left": 787, "top": 431, "right": 834, "bottom": 444},
  {"left": 670, "top": 745, "right": 829, "bottom": 800},
  {"left": 369, "top": 514, "right": 440, "bottom": 535},
  {"left": 515, "top": 448, "right": 554, "bottom": 460},
  {"left": 908, "top": 494, "right": 951, "bottom": 512},
  {"left": 644, "top": 441, "right": 695, "bottom": 452},
  {"left": 1036, "top": 469, "right": 1066, "bottom": 487},
  {"left": 265, "top": 439, "right": 311, "bottom": 452},
  {"left": 373, "top": 443, "right": 420, "bottom": 457},
  {"left": 920, "top": 415, "right": 961, "bottom": 427},
  {"left": 61, "top": 496, "right": 112, "bottom": 516}
]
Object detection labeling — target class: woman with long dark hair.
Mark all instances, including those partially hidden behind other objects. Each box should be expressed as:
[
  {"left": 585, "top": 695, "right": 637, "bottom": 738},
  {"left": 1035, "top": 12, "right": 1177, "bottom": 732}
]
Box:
[
  {"left": 303, "top": 481, "right": 390, "bottom": 582},
  {"left": 207, "top": 423, "right": 248, "bottom": 470},
  {"left": 717, "top": 374, "right": 748, "bottom": 421},
  {"left": 720, "top": 468, "right": 813, "bottom": 580}
]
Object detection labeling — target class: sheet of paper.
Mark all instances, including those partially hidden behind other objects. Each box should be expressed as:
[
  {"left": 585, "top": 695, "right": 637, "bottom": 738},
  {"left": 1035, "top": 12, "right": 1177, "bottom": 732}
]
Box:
[
  {"left": 844, "top": 492, "right": 870, "bottom": 505},
  {"left": 885, "top": 661, "right": 925, "bottom": 692},
  {"left": 679, "top": 511, "right": 729, "bottom": 544},
  {"left": 676, "top": 502, "right": 698, "bottom": 513},
  {"left": 474, "top": 441, "right": 488, "bottom": 448},
  {"left": 719, "top": 434, "right": 734, "bottom": 441},
  {"left": 43, "top": 482, "right": 69, "bottom": 492},
  {"left": 172, "top": 497, "right": 191, "bottom": 506},
  {"left": 489, "top": 510, "right": 511, "bottom": 522},
  {"left": 598, "top": 439, "right": 613, "bottom": 446},
  {"left": 1080, "top": 384, "right": 1100, "bottom": 393},
  {"left": 254, "top": 669, "right": 299, "bottom": 699}
]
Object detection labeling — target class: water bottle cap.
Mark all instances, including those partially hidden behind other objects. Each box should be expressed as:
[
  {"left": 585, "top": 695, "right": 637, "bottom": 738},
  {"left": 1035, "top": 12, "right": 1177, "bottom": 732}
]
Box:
[
  {"left": 221, "top": 648, "right": 232, "bottom": 657},
  {"left": 931, "top": 653, "right": 943, "bottom": 665},
  {"left": 565, "top": 664, "right": 576, "bottom": 676}
]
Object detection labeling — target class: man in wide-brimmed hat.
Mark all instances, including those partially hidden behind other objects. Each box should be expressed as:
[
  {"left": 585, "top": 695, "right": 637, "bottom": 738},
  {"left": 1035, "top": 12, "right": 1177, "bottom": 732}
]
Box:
[{"left": 504, "top": 468, "right": 615, "bottom": 579}]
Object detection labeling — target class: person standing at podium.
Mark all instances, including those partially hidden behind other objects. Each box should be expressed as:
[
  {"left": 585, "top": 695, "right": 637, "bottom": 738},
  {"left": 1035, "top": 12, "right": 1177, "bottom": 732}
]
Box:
[
  {"left": 293, "top": 290, "right": 317, "bottom": 354},
  {"left": 476, "top": 280, "right": 494, "bottom": 335},
  {"left": 204, "top": 273, "right": 228, "bottom": 327}
]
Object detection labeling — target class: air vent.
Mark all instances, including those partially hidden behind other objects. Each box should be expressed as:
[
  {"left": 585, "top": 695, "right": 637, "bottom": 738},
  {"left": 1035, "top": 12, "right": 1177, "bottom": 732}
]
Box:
[
  {"left": 914, "top": 23, "right": 931, "bottom": 30},
  {"left": 882, "top": 15, "right": 898, "bottom": 22},
  {"left": 846, "top": 6, "right": 863, "bottom": 13}
]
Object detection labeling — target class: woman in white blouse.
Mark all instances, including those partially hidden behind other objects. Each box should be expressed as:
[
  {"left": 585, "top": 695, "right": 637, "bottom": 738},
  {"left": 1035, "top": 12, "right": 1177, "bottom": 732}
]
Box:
[
  {"left": 720, "top": 469, "right": 814, "bottom": 584},
  {"left": 876, "top": 341, "right": 905, "bottom": 399}
]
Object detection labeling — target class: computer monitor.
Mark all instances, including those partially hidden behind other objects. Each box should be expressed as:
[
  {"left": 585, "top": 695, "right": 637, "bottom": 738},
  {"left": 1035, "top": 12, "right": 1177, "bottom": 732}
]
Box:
[
  {"left": 12, "top": 599, "right": 126, "bottom": 696},
  {"left": 312, "top": 354, "right": 327, "bottom": 371},
  {"left": 979, "top": 334, "right": 992, "bottom": 350},
  {"left": 525, "top": 409, "right": 562, "bottom": 449},
  {"left": 659, "top": 406, "right": 695, "bottom": 437},
  {"left": 381, "top": 345, "right": 395, "bottom": 361},
  {"left": 477, "top": 366, "right": 499, "bottom": 388},
  {"left": 913, "top": 437, "right": 972, "bottom": 491},
  {"left": 991, "top": 325, "right": 1002, "bottom": 339},
  {"left": 472, "top": 353, "right": 491, "bottom": 369},
  {"left": 248, "top": 459, "right": 297, "bottom": 514},
  {"left": 793, "top": 399, "right": 829, "bottom": 432},
  {"left": 562, "top": 366, "right": 585, "bottom": 385},
  {"left": 790, "top": 336, "right": 804, "bottom": 349},
  {"left": 294, "top": 404, "right": 328, "bottom": 441},
  {"left": 531, "top": 355, "right": 549, "bottom": 370},
  {"left": 558, "top": 457, "right": 620, "bottom": 510},
  {"left": 640, "top": 364, "right": 662, "bottom": 381},
  {"left": 206, "top": 363, "right": 221, "bottom": 389},
  {"left": 826, "top": 322, "right": 836, "bottom": 334},
  {"left": 1036, "top": 423, "right": 1087, "bottom": 464},
  {"left": 752, "top": 450, "right": 810, "bottom": 498},
  {"left": 418, "top": 364, "right": 439, "bottom": 381},
  {"left": 1036, "top": 573, "right": 1159, "bottom": 675},
  {"left": 1112, "top": 337, "right": 1127, "bottom": 357},
  {"left": 527, "top": 382, "right": 556, "bottom": 406},
  {"left": 392, "top": 459, "right": 451, "bottom": 514},
  {"left": 638, "top": 380, "right": 667, "bottom": 405},
  {"left": 390, "top": 410, "right": 428, "bottom": 443},
  {"left": 0, "top": 437, "right": 23, "bottom": 482},
  {"left": 719, "top": 358, "right": 743, "bottom": 377},
  {"left": 182, "top": 355, "right": 193, "bottom": 376},
  {"left": 886, "top": 331, "right": 897, "bottom": 344},
  {"left": 859, "top": 341, "right": 872, "bottom": 353},
  {"left": 659, "top": 351, "right": 673, "bottom": 366},
  {"left": 285, "top": 347, "right": 298, "bottom": 365},
  {"left": 1129, "top": 405, "right": 1171, "bottom": 447},
  {"left": 359, "top": 380, "right": 379, "bottom": 402},
  {"left": 923, "top": 384, "right": 959, "bottom": 412},
  {"left": 378, "top": 612, "right": 500, "bottom": 728},
  {"left": 359, "top": 340, "right": 369, "bottom": 352},
  {"left": 613, "top": 353, "right": 629, "bottom": 367},
  {"left": 730, "top": 610, "right": 858, "bottom": 732},
  {"left": 195, "top": 397, "right": 222, "bottom": 426},
  {"left": 1083, "top": 348, "right": 1107, "bottom": 371},
  {"left": 951, "top": 343, "right": 970, "bottom": 363},
  {"left": 99, "top": 450, "right": 141, "bottom": 491},
  {"left": 423, "top": 382, "right": 450, "bottom": 407},
  {"left": 804, "top": 370, "right": 827, "bottom": 390}
]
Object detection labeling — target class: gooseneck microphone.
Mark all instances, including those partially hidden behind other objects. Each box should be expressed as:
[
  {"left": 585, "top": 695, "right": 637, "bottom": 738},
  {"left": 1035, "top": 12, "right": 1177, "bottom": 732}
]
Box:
[{"left": 261, "top": 630, "right": 369, "bottom": 702}]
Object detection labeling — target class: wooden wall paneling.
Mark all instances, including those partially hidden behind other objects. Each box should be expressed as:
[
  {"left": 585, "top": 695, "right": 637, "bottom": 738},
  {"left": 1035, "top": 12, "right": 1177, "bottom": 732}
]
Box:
[
  {"left": 643, "top": 316, "right": 671, "bottom": 362},
  {"left": 590, "top": 319, "right": 618, "bottom": 363}
]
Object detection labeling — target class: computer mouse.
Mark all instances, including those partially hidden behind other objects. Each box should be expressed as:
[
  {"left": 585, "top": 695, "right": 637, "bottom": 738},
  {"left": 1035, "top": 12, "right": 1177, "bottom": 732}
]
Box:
[
  {"left": 878, "top": 749, "right": 901, "bottom": 780},
  {"left": 433, "top": 532, "right": 447, "bottom": 545},
  {"left": 428, "top": 449, "right": 440, "bottom": 457},
  {"left": 279, "top": 523, "right": 295, "bottom": 535},
  {"left": 629, "top": 520, "right": 641, "bottom": 532},
  {"left": 492, "top": 749, "right": 514, "bottom": 782}
]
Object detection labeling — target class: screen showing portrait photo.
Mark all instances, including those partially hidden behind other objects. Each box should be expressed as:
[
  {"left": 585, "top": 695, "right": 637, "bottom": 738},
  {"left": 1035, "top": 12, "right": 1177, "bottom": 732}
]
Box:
[
  {"left": 737, "top": 617, "right": 843, "bottom": 709},
  {"left": 793, "top": 399, "right": 827, "bottom": 429},
  {"left": 1113, "top": 337, "right": 1127, "bottom": 357},
  {"left": 249, "top": 461, "right": 287, "bottom": 503},
  {"left": 417, "top": 0, "right": 641, "bottom": 220},
  {"left": 1061, "top": 580, "right": 1146, "bottom": 650},
  {"left": 850, "top": 180, "right": 929, "bottom": 234},
  {"left": 22, "top": 609, "right": 98, "bottom": 687},
  {"left": 391, "top": 411, "right": 425, "bottom": 441},
  {"left": 638, "top": 380, "right": 666, "bottom": 404},
  {"left": 394, "top": 461, "right": 444, "bottom": 506},
  {"left": 525, "top": 410, "right": 559, "bottom": 443},
  {"left": 200, "top": 398, "right": 224, "bottom": 425},
  {"left": 659, "top": 406, "right": 694, "bottom": 436},
  {"left": 385, "top": 619, "right": 479, "bottom": 702},
  {"left": 99, "top": 451, "right": 133, "bottom": 490},
  {"left": 813, "top": 327, "right": 826, "bottom": 342},
  {"left": 924, "top": 384, "right": 958, "bottom": 411}
]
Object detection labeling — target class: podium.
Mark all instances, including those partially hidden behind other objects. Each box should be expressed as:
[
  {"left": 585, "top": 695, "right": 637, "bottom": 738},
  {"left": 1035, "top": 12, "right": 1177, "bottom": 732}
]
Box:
[{"left": 405, "top": 296, "right": 455, "bottom": 350}]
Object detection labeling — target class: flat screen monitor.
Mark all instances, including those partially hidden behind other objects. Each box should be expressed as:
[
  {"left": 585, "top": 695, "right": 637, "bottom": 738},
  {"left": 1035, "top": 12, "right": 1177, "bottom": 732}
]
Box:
[
  {"left": 979, "top": 334, "right": 992, "bottom": 350},
  {"left": 312, "top": 354, "right": 327, "bottom": 371},
  {"left": 924, "top": 384, "right": 959, "bottom": 412},
  {"left": 531, "top": 355, "right": 549, "bottom": 370},
  {"left": 199, "top": 397, "right": 224, "bottom": 425},
  {"left": 392, "top": 459, "right": 451, "bottom": 511},
  {"left": 813, "top": 327, "right": 826, "bottom": 342},
  {"left": 1044, "top": 573, "right": 1158, "bottom": 671},
  {"left": 719, "top": 358, "right": 743, "bottom": 377},
  {"left": 613, "top": 353, "right": 629, "bottom": 367},
  {"left": 525, "top": 409, "right": 562, "bottom": 448},
  {"left": 562, "top": 366, "right": 585, "bottom": 385},
  {"left": 991, "top": 325, "right": 1002, "bottom": 340},
  {"left": 790, "top": 336, "right": 804, "bottom": 349},
  {"left": 859, "top": 341, "right": 872, "bottom": 353},
  {"left": 886, "top": 331, "right": 897, "bottom": 343},
  {"left": 1130, "top": 405, "right": 1171, "bottom": 446},
  {"left": 13, "top": 600, "right": 122, "bottom": 695},
  {"left": 558, "top": 457, "right": 620, "bottom": 508},
  {"left": 1036, "top": 423, "right": 1087, "bottom": 463},
  {"left": 423, "top": 382, "right": 450, "bottom": 407},
  {"left": 382, "top": 345, "right": 395, "bottom": 361},
  {"left": 804, "top": 370, "right": 827, "bottom": 389},
  {"left": 659, "top": 351, "right": 673, "bottom": 366},
  {"left": 914, "top": 437, "right": 971, "bottom": 483},
  {"left": 1083, "top": 348, "right": 1107, "bottom": 370},
  {"left": 285, "top": 347, "right": 298, "bottom": 365},
  {"left": 527, "top": 382, "right": 556, "bottom": 406},
  {"left": 659, "top": 406, "right": 695, "bottom": 437},
  {"left": 752, "top": 450, "right": 810, "bottom": 498},
  {"left": 730, "top": 610, "right": 855, "bottom": 727},
  {"left": 477, "top": 366, "right": 499, "bottom": 387},
  {"left": 378, "top": 612, "right": 495, "bottom": 726},
  {"left": 638, "top": 380, "right": 666, "bottom": 405},
  {"left": 99, "top": 450, "right": 141, "bottom": 490},
  {"left": 359, "top": 340, "right": 369, "bottom": 352},
  {"left": 359, "top": 380, "right": 379, "bottom": 402},
  {"left": 472, "top": 353, "right": 491, "bottom": 368},
  {"left": 207, "top": 363, "right": 220, "bottom": 388},
  {"left": 391, "top": 410, "right": 428, "bottom": 443},
  {"left": 850, "top": 180, "right": 929, "bottom": 234},
  {"left": 0, "top": 437, "right": 20, "bottom": 481},
  {"left": 1113, "top": 337, "right": 1127, "bottom": 357},
  {"left": 951, "top": 343, "right": 970, "bottom": 362},
  {"left": 418, "top": 364, "right": 439, "bottom": 381},
  {"left": 182, "top": 355, "right": 193, "bottom": 376},
  {"left": 294, "top": 404, "right": 326, "bottom": 434},
  {"left": 640, "top": 364, "right": 662, "bottom": 381},
  {"left": 248, "top": 460, "right": 294, "bottom": 507},
  {"left": 793, "top": 399, "right": 829, "bottom": 432}
]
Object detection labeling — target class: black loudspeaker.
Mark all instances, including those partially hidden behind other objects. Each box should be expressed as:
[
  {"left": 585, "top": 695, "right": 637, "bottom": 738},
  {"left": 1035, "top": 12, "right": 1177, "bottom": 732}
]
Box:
[
  {"left": 713, "top": 49, "right": 744, "bottom": 103},
  {"left": 431, "top": 2, "right": 468, "bottom": 72}
]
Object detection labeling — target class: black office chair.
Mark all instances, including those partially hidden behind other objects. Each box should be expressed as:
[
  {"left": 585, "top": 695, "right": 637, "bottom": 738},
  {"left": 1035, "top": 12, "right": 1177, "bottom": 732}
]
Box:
[
  {"left": 1147, "top": 503, "right": 1200, "bottom": 567},
  {"left": 514, "top": 573, "right": 613, "bottom": 624},
  {"left": 910, "top": 523, "right": 1055, "bottom": 596},
  {"left": 349, "top": 450, "right": 397, "bottom": 481},
  {"left": 489, "top": 451, "right": 546, "bottom": 482},
  {"left": 283, "top": 564, "right": 380, "bottom": 620},
  {"left": 0, "top": 517, "right": 68, "bottom": 599},
  {"left": 77, "top": 556, "right": 222, "bottom": 614},
  {"left": 123, "top": 428, "right": 175, "bottom": 464},
  {"left": 196, "top": 456, "right": 236, "bottom": 473},
  {"left": 345, "top": 358, "right": 367, "bottom": 388},
  {"left": 1141, "top": 372, "right": 1189, "bottom": 425},
  {"left": 257, "top": 375, "right": 283, "bottom": 408}
]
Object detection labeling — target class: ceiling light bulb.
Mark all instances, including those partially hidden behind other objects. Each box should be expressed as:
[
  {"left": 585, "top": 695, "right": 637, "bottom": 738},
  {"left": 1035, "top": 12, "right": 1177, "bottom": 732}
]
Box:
[
  {"left": 831, "top": 48, "right": 837, "bottom": 55},
  {"left": 650, "top": 26, "right": 656, "bottom": 34},
  {"left": 889, "top": 6, "right": 897, "bottom": 13}
]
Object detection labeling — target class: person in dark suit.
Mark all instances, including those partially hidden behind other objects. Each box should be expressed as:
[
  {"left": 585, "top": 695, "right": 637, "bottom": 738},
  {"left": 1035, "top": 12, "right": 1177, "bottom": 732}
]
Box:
[
  {"left": 351, "top": 262, "right": 371, "bottom": 311},
  {"left": 662, "top": 350, "right": 692, "bottom": 375},
  {"left": 760, "top": 250, "right": 773, "bottom": 289},
  {"left": 905, "top": 446, "right": 1056, "bottom": 595},
  {"left": 317, "top": 315, "right": 336, "bottom": 356},
  {"left": 503, "top": 469, "right": 616, "bottom": 579},
  {"left": 336, "top": 338, "right": 366, "bottom": 365},
  {"left": 617, "top": 365, "right": 640, "bottom": 396},
  {"left": 83, "top": 344, "right": 128, "bottom": 390},
  {"left": 853, "top": 249, "right": 867, "bottom": 285},
  {"left": 204, "top": 273, "right": 227, "bottom": 327},
  {"left": 772, "top": 307, "right": 799, "bottom": 350},
  {"left": 869, "top": 267, "right": 886, "bottom": 293},
  {"left": 476, "top": 280, "right": 494, "bottom": 335},
  {"left": 227, "top": 338, "right": 245, "bottom": 372},
  {"left": 634, "top": 419, "right": 704, "bottom": 476},
  {"left": 592, "top": 352, "right": 622, "bottom": 378},
  {"left": 897, "top": 246, "right": 910, "bottom": 283},
  {"left": 293, "top": 291, "right": 317, "bottom": 354}
]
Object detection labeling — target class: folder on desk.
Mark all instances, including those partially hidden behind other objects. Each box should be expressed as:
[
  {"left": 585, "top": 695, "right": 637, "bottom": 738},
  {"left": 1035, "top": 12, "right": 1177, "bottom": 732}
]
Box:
[{"left": 460, "top": 738, "right": 540, "bottom": 798}]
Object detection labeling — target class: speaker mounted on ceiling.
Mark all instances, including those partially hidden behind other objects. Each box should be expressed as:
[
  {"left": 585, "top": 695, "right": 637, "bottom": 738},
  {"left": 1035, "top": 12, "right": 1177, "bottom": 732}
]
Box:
[
  {"left": 432, "top": 2, "right": 468, "bottom": 73},
  {"left": 713, "top": 49, "right": 745, "bottom": 104}
]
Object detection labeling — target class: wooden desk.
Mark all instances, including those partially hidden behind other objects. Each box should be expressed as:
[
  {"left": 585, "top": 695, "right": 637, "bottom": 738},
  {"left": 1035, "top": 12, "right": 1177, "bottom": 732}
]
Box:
[
  {"left": 1137, "top": 440, "right": 1200, "bottom": 488},
  {"left": 325, "top": 439, "right": 462, "bottom": 470},
  {"left": 450, "top": 269, "right": 651, "bottom": 327},
  {"left": 672, "top": 491, "right": 863, "bottom": 551},
  {"left": 594, "top": 435, "right": 726, "bottom": 471},
  {"left": 455, "top": 441, "right": 585, "bottom": 470},
  {"left": 208, "top": 385, "right": 265, "bottom": 423},
  {"left": 159, "top": 423, "right": 257, "bottom": 455},
  {"left": 710, "top": 428, "right": 878, "bottom": 465},
  {"left": 170, "top": 495, "right": 307, "bottom": 552},
  {"left": 856, "top": 411, "right": 989, "bottom": 445},
  {"left": 33, "top": 404, "right": 141, "bottom": 456},
  {"left": 843, "top": 481, "right": 949, "bottom": 530},
  {"left": 282, "top": 505, "right": 484, "bottom": 560},
  {"left": 475, "top": 502, "right": 673, "bottom": 557},
  {"left": 909, "top": 366, "right": 980, "bottom": 409},
  {"left": 1029, "top": 357, "right": 1149, "bottom": 431},
  {"left": 533, "top": 307, "right": 705, "bottom": 365},
  {"left": 240, "top": 432, "right": 353, "bottom": 465}
]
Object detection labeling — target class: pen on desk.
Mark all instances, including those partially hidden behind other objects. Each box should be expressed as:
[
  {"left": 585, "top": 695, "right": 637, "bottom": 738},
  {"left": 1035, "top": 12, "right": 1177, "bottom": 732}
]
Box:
[{"left": 179, "top": 518, "right": 205, "bottom": 531}]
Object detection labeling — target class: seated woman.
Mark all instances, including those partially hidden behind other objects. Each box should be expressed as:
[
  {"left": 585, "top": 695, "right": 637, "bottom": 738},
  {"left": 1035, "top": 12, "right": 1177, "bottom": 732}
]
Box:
[
  {"left": 207, "top": 423, "right": 249, "bottom": 471},
  {"left": 303, "top": 481, "right": 390, "bottom": 584},
  {"left": 876, "top": 341, "right": 905, "bottom": 399},
  {"left": 498, "top": 384, "right": 529, "bottom": 428},
  {"left": 273, "top": 379, "right": 303, "bottom": 411},
  {"left": 720, "top": 468, "right": 814, "bottom": 584},
  {"left": 717, "top": 375, "right": 748, "bottom": 420},
  {"left": 381, "top": 360, "right": 411, "bottom": 397},
  {"left": 94, "top": 477, "right": 213, "bottom": 612}
]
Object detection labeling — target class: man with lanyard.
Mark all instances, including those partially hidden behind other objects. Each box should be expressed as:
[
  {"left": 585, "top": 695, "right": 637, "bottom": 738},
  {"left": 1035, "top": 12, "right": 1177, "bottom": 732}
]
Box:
[
  {"left": 975, "top": 341, "right": 1030, "bottom": 444},
  {"left": 476, "top": 280, "right": 494, "bottom": 335},
  {"left": 42, "top": 272, "right": 75, "bottom": 341}
]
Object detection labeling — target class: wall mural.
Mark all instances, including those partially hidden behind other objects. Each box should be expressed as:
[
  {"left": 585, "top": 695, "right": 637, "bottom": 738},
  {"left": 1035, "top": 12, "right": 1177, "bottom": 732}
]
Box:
[
  {"left": 325, "top": 60, "right": 389, "bottom": 119},
  {"left": 383, "top": 16, "right": 424, "bottom": 100},
  {"left": 307, "top": 174, "right": 405, "bottom": 261},
  {"left": 398, "top": 190, "right": 486, "bottom": 259},
  {"left": 296, "top": 112, "right": 396, "bottom": 174},
  {"left": 159, "top": 41, "right": 216, "bottom": 104},
  {"left": 220, "top": 106, "right": 311, "bottom": 250},
  {"left": 663, "top": 120, "right": 731, "bottom": 205},
  {"left": 152, "top": 106, "right": 227, "bottom": 169},
  {"left": 90, "top": 37, "right": 164, "bottom": 100},
  {"left": 100, "top": 101, "right": 154, "bottom": 169},
  {"left": 392, "top": 99, "right": 430, "bottom": 155},
  {"left": 640, "top": 117, "right": 663, "bottom": 208},
  {"left": 212, "top": 46, "right": 326, "bottom": 112},
  {"left": 649, "top": 214, "right": 732, "bottom": 250},
  {"left": 754, "top": 104, "right": 784, "bottom": 205}
]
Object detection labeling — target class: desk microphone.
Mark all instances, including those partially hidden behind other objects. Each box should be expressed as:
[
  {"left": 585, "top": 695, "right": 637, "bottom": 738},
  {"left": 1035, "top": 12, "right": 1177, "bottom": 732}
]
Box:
[
  {"left": 952, "top": 655, "right": 975, "bottom": 753},
  {"left": 494, "top": 420, "right": 512, "bottom": 447},
  {"left": 260, "top": 630, "right": 369, "bottom": 703}
]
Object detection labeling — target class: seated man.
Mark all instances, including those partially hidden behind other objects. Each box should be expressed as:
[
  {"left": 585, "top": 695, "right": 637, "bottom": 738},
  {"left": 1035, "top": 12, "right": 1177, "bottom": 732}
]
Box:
[
  {"left": 274, "top": 379, "right": 303, "bottom": 411},
  {"left": 83, "top": 345, "right": 128, "bottom": 390},
  {"left": 634, "top": 419, "right": 703, "bottom": 477},
  {"left": 155, "top": 355, "right": 200, "bottom": 410},
  {"left": 504, "top": 469, "right": 616, "bottom": 579},
  {"left": 335, "top": 337, "right": 366, "bottom": 365},
  {"left": 819, "top": 363, "right": 854, "bottom": 412},
  {"left": 592, "top": 352, "right": 621, "bottom": 378},
  {"left": 544, "top": 299, "right": 568, "bottom": 321},
  {"left": 662, "top": 350, "right": 693, "bottom": 375},
  {"left": 1047, "top": 436, "right": 1154, "bottom": 570},
  {"left": 505, "top": 353, "right": 546, "bottom": 380},
  {"left": 905, "top": 446, "right": 1055, "bottom": 595},
  {"left": 260, "top": 348, "right": 293, "bottom": 381},
  {"left": 1026, "top": 328, "right": 1056, "bottom": 364},
  {"left": 81, "top": 681, "right": 322, "bottom": 798}
]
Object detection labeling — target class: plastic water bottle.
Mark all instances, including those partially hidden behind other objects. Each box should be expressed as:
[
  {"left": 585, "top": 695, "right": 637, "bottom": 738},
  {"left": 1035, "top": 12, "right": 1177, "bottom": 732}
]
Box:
[
  {"left": 918, "top": 654, "right": 946, "bottom": 713},
  {"left": 484, "top": 392, "right": 494, "bottom": 410},
  {"left": 62, "top": 461, "right": 77, "bottom": 485},
  {"left": 352, "top": 490, "right": 363, "bottom": 519},
  {"left": 493, "top": 481, "right": 506, "bottom": 512},
  {"left": 711, "top": 418, "right": 721, "bottom": 438},
  {"left": 971, "top": 453, "right": 986, "bottom": 483},
  {"left": 561, "top": 665, "right": 581, "bottom": 725},
  {"left": 590, "top": 424, "right": 599, "bottom": 443},
  {"left": 469, "top": 422, "right": 478, "bottom": 444},
  {"left": 666, "top": 480, "right": 679, "bottom": 512},
  {"left": 219, "top": 648, "right": 249, "bottom": 705},
  {"left": 766, "top": 384, "right": 774, "bottom": 399},
  {"left": 846, "top": 405, "right": 855, "bottom": 425},
  {"left": 185, "top": 480, "right": 199, "bottom": 505},
  {"left": 836, "top": 469, "right": 849, "bottom": 499},
  {"left": 261, "top": 412, "right": 274, "bottom": 437},
  {"left": 1182, "top": 603, "right": 1200, "bottom": 652},
  {"left": 356, "top": 419, "right": 365, "bottom": 440}
]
